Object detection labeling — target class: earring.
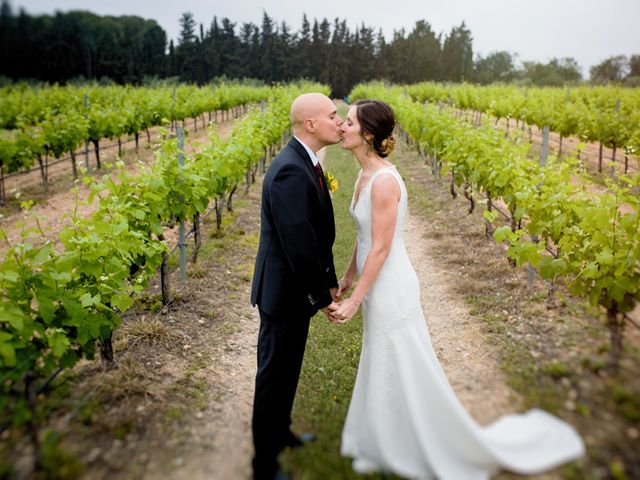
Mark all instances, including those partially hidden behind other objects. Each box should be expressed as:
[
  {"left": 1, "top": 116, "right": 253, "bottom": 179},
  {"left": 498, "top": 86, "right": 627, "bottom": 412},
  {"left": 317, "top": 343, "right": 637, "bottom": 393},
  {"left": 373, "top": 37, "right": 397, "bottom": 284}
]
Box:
[{"left": 362, "top": 139, "right": 367, "bottom": 145}]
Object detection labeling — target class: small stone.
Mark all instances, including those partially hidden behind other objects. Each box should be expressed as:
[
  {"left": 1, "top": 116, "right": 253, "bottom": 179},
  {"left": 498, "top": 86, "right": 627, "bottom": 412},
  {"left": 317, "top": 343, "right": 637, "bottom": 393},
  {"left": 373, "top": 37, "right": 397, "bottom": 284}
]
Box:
[
  {"left": 174, "top": 457, "right": 184, "bottom": 466},
  {"left": 198, "top": 319, "right": 205, "bottom": 325},
  {"left": 568, "top": 389, "right": 578, "bottom": 400},
  {"left": 183, "top": 344, "right": 191, "bottom": 350},
  {"left": 627, "top": 427, "right": 639, "bottom": 440},
  {"left": 86, "top": 447, "right": 102, "bottom": 463},
  {"left": 195, "top": 411, "right": 204, "bottom": 419},
  {"left": 564, "top": 400, "right": 576, "bottom": 411}
]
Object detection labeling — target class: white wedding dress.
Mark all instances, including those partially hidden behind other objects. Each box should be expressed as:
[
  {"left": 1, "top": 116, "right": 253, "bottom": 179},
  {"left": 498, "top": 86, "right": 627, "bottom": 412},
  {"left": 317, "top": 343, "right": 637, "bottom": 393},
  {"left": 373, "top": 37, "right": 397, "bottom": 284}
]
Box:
[{"left": 340, "top": 166, "right": 585, "bottom": 480}]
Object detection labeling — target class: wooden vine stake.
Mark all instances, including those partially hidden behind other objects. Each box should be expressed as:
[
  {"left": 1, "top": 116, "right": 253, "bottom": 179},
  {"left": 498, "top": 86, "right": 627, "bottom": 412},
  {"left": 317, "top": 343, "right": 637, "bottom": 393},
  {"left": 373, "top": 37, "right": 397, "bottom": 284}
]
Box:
[
  {"left": 177, "top": 126, "right": 186, "bottom": 284},
  {"left": 192, "top": 211, "right": 201, "bottom": 263},
  {"left": 84, "top": 93, "right": 90, "bottom": 170},
  {"left": 159, "top": 233, "right": 171, "bottom": 305}
]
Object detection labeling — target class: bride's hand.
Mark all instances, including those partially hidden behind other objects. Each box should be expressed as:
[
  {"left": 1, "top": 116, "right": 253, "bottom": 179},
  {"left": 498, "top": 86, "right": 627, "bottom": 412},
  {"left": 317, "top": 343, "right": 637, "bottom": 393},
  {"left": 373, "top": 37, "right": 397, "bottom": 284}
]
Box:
[
  {"left": 336, "top": 276, "right": 353, "bottom": 299},
  {"left": 331, "top": 297, "right": 360, "bottom": 324}
]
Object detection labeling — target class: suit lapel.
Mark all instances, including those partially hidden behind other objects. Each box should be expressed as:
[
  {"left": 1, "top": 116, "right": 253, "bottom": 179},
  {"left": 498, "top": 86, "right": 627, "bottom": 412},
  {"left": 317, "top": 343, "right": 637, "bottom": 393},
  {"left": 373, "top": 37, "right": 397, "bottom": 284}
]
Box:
[
  {"left": 288, "top": 138, "right": 336, "bottom": 240},
  {"left": 289, "top": 138, "right": 329, "bottom": 206}
]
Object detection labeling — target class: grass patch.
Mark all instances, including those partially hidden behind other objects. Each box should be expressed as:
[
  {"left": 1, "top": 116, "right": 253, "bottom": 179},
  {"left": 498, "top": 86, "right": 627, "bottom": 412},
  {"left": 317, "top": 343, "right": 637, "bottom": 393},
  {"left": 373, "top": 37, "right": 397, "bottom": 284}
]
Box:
[
  {"left": 115, "top": 316, "right": 180, "bottom": 351},
  {"left": 133, "top": 292, "right": 163, "bottom": 313},
  {"left": 41, "top": 429, "right": 84, "bottom": 479}
]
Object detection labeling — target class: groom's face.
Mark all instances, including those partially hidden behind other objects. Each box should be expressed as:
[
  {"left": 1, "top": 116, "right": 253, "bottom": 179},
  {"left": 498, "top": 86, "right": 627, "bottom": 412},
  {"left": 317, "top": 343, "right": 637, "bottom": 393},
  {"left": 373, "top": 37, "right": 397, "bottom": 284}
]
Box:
[{"left": 312, "top": 100, "right": 343, "bottom": 146}]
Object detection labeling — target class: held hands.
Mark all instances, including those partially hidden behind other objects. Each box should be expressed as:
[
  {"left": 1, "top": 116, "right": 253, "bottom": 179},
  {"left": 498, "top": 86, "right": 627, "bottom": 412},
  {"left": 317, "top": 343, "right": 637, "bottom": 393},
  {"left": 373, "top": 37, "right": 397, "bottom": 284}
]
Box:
[
  {"left": 324, "top": 275, "right": 359, "bottom": 324},
  {"left": 321, "top": 287, "right": 343, "bottom": 319},
  {"left": 329, "top": 297, "right": 360, "bottom": 324},
  {"left": 321, "top": 301, "right": 340, "bottom": 318}
]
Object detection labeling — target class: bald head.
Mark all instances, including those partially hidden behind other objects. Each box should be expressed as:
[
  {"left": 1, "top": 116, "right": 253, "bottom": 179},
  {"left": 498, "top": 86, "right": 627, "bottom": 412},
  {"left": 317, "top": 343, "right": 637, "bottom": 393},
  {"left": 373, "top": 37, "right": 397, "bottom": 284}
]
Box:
[
  {"left": 290, "top": 93, "right": 334, "bottom": 131},
  {"left": 289, "top": 92, "right": 342, "bottom": 151}
]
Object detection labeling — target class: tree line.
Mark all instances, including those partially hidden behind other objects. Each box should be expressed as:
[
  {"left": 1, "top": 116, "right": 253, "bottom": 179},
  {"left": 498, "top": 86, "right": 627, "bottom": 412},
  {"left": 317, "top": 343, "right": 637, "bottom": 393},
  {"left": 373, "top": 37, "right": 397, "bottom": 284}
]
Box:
[
  {"left": 0, "top": 0, "right": 637, "bottom": 96},
  {"left": 0, "top": 1, "right": 167, "bottom": 85}
]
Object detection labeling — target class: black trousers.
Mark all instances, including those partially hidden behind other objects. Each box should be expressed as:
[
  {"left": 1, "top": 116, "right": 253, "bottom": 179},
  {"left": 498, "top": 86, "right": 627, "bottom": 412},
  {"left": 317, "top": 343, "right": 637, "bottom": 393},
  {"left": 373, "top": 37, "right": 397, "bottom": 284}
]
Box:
[{"left": 252, "top": 308, "right": 311, "bottom": 479}]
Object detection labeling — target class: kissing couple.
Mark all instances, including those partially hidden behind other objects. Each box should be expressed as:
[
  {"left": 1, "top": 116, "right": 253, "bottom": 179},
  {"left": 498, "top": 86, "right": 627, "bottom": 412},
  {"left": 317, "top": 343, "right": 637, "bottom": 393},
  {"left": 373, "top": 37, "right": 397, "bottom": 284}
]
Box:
[{"left": 249, "top": 93, "right": 584, "bottom": 480}]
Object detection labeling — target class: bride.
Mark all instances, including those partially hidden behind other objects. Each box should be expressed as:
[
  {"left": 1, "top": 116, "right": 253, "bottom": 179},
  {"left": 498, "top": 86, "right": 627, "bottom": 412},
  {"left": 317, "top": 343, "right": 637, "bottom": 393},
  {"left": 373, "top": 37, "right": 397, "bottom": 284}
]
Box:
[{"left": 329, "top": 99, "right": 585, "bottom": 479}]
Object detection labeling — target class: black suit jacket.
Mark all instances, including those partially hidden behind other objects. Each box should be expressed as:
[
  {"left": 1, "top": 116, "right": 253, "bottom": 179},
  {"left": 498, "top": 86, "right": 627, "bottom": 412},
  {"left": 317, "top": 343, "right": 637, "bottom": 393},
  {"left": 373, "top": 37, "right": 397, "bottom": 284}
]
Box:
[{"left": 251, "top": 137, "right": 338, "bottom": 318}]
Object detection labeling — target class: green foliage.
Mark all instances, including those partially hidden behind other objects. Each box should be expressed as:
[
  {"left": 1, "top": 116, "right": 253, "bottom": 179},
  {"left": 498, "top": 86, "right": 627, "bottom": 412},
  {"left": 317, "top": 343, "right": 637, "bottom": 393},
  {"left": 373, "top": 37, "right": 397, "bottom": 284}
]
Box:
[
  {"left": 403, "top": 81, "right": 640, "bottom": 150},
  {"left": 0, "top": 82, "right": 275, "bottom": 173},
  {"left": 612, "top": 385, "right": 640, "bottom": 422},
  {"left": 41, "top": 429, "right": 84, "bottom": 479},
  {"left": 542, "top": 361, "right": 571, "bottom": 379},
  {"left": 0, "top": 82, "right": 329, "bottom": 437},
  {"left": 351, "top": 81, "right": 640, "bottom": 369}
]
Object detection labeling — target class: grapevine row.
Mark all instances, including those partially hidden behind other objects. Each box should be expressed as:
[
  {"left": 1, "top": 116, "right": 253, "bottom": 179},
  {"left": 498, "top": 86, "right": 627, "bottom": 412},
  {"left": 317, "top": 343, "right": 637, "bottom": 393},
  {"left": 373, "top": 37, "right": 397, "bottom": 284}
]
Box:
[
  {"left": 0, "top": 82, "right": 329, "bottom": 467},
  {"left": 0, "top": 83, "right": 274, "bottom": 199},
  {"left": 403, "top": 82, "right": 640, "bottom": 171},
  {"left": 350, "top": 82, "right": 640, "bottom": 374}
]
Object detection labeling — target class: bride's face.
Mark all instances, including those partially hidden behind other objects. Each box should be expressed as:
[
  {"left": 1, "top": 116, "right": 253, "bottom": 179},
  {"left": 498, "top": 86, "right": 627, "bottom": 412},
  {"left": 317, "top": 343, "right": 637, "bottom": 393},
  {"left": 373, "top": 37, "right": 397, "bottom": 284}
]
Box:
[{"left": 340, "top": 106, "right": 368, "bottom": 151}]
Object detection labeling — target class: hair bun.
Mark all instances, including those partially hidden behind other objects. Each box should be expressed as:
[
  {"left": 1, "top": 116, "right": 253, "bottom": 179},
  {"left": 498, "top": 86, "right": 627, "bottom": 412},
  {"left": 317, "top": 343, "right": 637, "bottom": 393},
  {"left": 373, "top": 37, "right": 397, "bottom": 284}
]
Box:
[{"left": 380, "top": 135, "right": 396, "bottom": 157}]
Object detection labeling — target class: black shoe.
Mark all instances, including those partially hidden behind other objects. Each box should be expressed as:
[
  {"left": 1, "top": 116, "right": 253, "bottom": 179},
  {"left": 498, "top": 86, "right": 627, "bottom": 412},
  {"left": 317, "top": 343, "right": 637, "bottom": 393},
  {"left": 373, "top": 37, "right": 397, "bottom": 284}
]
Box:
[
  {"left": 285, "top": 432, "right": 317, "bottom": 448},
  {"left": 253, "top": 467, "right": 290, "bottom": 480},
  {"left": 274, "top": 469, "right": 290, "bottom": 480}
]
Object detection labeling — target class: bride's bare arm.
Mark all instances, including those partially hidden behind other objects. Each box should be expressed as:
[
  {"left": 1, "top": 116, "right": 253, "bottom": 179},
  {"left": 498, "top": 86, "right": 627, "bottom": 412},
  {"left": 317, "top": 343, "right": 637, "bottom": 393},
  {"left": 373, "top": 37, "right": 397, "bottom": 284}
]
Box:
[
  {"left": 332, "top": 174, "right": 400, "bottom": 322},
  {"left": 337, "top": 241, "right": 358, "bottom": 298}
]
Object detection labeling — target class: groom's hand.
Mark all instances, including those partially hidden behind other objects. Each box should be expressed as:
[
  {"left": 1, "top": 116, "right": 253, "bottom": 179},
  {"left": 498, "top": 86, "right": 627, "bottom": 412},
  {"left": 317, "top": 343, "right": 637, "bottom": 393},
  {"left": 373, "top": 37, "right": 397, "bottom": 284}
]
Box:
[
  {"left": 330, "top": 287, "right": 338, "bottom": 302},
  {"left": 322, "top": 301, "right": 340, "bottom": 323}
]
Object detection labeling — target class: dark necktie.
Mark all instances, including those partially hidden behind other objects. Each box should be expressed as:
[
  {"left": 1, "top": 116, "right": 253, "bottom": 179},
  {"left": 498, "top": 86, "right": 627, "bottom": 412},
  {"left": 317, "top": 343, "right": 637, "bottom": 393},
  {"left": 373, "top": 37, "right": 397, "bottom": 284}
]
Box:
[{"left": 314, "top": 162, "right": 326, "bottom": 194}]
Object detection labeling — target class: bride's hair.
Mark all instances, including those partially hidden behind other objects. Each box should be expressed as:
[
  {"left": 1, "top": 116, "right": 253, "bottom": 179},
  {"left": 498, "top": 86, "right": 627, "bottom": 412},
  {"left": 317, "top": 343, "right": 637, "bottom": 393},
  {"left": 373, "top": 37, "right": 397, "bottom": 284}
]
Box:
[{"left": 354, "top": 99, "right": 396, "bottom": 158}]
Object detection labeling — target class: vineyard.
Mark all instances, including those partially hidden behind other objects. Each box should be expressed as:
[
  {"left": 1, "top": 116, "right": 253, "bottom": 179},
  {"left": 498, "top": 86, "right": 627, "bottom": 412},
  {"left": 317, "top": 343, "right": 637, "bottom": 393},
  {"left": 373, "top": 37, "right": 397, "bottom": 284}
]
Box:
[
  {"left": 351, "top": 82, "right": 640, "bottom": 372},
  {"left": 0, "top": 83, "right": 275, "bottom": 204},
  {"left": 0, "top": 81, "right": 328, "bottom": 474},
  {"left": 401, "top": 82, "right": 640, "bottom": 175},
  {"left": 1, "top": 80, "right": 639, "bottom": 479}
]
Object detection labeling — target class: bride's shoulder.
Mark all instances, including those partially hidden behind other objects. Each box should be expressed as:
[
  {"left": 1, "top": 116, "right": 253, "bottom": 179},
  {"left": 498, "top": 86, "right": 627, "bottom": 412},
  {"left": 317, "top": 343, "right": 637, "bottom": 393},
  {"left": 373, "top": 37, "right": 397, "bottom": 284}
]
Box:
[
  {"left": 370, "top": 168, "right": 401, "bottom": 200},
  {"left": 372, "top": 164, "right": 399, "bottom": 180}
]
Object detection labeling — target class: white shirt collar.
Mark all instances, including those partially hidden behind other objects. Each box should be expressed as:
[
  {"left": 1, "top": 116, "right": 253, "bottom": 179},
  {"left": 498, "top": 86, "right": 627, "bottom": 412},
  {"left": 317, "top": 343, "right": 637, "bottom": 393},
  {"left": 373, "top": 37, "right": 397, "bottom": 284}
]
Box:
[{"left": 293, "top": 135, "right": 319, "bottom": 166}]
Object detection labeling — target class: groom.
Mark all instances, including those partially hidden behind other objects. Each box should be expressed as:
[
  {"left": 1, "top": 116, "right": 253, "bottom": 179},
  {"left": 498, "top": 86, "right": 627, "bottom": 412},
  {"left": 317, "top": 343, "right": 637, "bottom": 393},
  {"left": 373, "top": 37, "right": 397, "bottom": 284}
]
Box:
[{"left": 250, "top": 93, "right": 343, "bottom": 480}]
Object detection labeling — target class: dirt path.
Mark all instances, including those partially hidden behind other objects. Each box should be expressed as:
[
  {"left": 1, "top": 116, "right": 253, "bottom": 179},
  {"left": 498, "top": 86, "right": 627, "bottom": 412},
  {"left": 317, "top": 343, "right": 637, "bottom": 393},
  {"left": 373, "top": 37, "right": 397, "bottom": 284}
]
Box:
[
  {"left": 404, "top": 207, "right": 567, "bottom": 480},
  {"left": 404, "top": 212, "right": 517, "bottom": 425},
  {"left": 142, "top": 286, "right": 259, "bottom": 480},
  {"left": 158, "top": 145, "right": 563, "bottom": 479}
]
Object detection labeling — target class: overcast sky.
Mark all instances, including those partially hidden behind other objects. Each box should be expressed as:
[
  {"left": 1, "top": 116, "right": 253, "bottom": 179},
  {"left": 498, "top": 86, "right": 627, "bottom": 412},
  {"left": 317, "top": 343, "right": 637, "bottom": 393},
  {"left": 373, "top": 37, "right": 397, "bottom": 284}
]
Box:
[{"left": 11, "top": 0, "right": 640, "bottom": 75}]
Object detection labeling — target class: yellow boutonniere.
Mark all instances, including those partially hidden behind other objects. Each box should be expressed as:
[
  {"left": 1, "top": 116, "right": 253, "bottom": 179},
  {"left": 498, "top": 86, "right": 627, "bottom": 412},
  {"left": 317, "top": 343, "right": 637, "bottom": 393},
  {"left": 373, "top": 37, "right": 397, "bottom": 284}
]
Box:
[{"left": 324, "top": 170, "right": 339, "bottom": 193}]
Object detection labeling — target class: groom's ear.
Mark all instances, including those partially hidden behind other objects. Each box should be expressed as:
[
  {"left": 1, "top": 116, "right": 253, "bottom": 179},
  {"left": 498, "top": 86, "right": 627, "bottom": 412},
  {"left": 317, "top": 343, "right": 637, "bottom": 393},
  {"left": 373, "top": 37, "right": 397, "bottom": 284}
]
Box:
[{"left": 304, "top": 118, "right": 316, "bottom": 133}]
